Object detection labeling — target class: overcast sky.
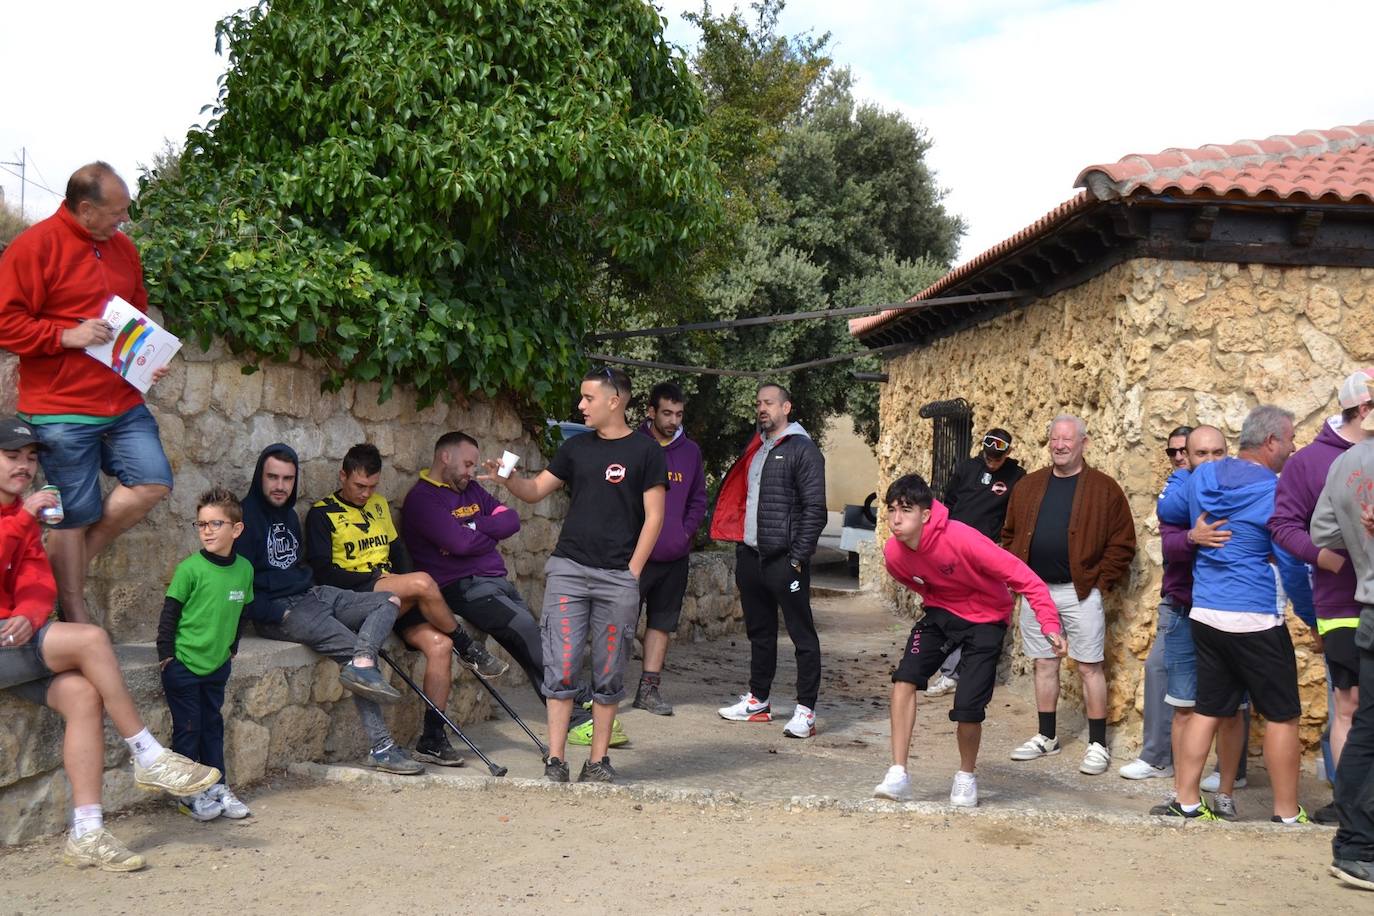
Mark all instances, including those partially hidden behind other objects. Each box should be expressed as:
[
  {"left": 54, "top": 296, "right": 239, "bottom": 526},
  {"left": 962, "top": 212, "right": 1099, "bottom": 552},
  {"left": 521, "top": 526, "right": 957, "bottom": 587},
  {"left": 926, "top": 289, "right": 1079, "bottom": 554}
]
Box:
[{"left": 3, "top": 1, "right": 1372, "bottom": 266}]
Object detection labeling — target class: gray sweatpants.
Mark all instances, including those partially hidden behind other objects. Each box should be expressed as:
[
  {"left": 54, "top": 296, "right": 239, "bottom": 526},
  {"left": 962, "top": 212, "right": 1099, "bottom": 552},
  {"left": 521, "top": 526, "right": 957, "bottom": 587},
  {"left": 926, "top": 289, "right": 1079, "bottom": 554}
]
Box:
[
  {"left": 255, "top": 585, "right": 399, "bottom": 751},
  {"left": 540, "top": 556, "right": 640, "bottom": 704}
]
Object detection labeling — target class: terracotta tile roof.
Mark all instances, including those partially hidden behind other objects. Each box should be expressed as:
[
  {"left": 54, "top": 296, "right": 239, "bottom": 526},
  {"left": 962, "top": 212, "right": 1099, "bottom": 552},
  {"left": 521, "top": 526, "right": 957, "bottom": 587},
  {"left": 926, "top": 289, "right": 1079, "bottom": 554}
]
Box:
[{"left": 851, "top": 122, "right": 1374, "bottom": 339}]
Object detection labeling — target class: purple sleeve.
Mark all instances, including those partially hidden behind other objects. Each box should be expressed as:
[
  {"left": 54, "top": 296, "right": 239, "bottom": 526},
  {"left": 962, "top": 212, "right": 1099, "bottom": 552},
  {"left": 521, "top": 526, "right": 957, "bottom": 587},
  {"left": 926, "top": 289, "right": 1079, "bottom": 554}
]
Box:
[
  {"left": 470, "top": 484, "right": 521, "bottom": 541},
  {"left": 683, "top": 444, "right": 708, "bottom": 537},
  {"left": 1267, "top": 462, "right": 1322, "bottom": 565},
  {"left": 1159, "top": 521, "right": 1196, "bottom": 565},
  {"left": 402, "top": 488, "right": 497, "bottom": 557}
]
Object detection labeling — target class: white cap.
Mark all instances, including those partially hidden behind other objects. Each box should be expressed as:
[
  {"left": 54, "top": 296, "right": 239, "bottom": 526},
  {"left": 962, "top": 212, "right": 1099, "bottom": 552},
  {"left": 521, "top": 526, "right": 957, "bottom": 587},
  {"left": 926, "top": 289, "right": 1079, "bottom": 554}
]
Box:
[{"left": 1337, "top": 369, "right": 1374, "bottom": 409}]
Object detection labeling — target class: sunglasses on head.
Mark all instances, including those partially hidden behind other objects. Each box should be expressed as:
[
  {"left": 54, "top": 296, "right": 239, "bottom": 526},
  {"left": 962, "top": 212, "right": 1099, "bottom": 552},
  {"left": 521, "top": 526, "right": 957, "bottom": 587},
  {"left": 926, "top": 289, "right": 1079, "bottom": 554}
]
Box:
[
  {"left": 597, "top": 366, "right": 621, "bottom": 396},
  {"left": 1165, "top": 447, "right": 1186, "bottom": 458},
  {"left": 982, "top": 435, "right": 1010, "bottom": 452}
]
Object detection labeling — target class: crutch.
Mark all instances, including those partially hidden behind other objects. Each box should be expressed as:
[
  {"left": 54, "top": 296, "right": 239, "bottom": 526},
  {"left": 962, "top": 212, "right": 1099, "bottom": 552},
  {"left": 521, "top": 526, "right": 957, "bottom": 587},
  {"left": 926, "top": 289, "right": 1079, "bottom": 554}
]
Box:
[
  {"left": 378, "top": 649, "right": 507, "bottom": 777},
  {"left": 454, "top": 645, "right": 549, "bottom": 759}
]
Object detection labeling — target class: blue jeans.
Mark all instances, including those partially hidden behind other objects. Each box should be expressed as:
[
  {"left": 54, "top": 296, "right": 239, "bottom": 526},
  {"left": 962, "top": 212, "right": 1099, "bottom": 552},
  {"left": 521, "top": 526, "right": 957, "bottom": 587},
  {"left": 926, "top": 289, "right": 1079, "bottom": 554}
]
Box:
[
  {"left": 1140, "top": 600, "right": 1180, "bottom": 767},
  {"left": 1163, "top": 605, "right": 1197, "bottom": 707},
  {"left": 34, "top": 405, "right": 173, "bottom": 528},
  {"left": 161, "top": 657, "right": 230, "bottom": 783}
]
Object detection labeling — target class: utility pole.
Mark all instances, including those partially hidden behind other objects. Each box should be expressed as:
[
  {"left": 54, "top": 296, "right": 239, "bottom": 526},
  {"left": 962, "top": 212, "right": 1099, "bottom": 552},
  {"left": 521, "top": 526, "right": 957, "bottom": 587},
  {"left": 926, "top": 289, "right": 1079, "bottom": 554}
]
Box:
[{"left": 1, "top": 147, "right": 25, "bottom": 218}]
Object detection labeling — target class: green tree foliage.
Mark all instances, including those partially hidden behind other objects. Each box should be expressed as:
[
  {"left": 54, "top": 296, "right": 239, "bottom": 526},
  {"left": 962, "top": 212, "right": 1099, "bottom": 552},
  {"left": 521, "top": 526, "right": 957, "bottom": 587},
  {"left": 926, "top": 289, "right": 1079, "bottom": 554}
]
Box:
[
  {"left": 133, "top": 0, "right": 721, "bottom": 414},
  {"left": 0, "top": 197, "right": 30, "bottom": 248}
]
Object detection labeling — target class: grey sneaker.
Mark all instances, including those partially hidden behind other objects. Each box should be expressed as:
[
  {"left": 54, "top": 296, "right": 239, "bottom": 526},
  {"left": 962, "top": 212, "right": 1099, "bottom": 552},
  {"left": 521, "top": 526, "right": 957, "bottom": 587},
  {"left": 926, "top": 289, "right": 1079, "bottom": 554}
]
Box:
[
  {"left": 544, "top": 756, "right": 570, "bottom": 783},
  {"left": 62, "top": 828, "right": 146, "bottom": 872},
  {"left": 1330, "top": 858, "right": 1374, "bottom": 891},
  {"left": 1212, "top": 792, "right": 1238, "bottom": 821},
  {"left": 211, "top": 784, "right": 252, "bottom": 819},
  {"left": 134, "top": 749, "right": 221, "bottom": 797},
  {"left": 413, "top": 733, "right": 466, "bottom": 767},
  {"left": 632, "top": 681, "right": 674, "bottom": 716},
  {"left": 579, "top": 756, "right": 618, "bottom": 783},
  {"left": 362, "top": 742, "right": 425, "bottom": 775},
  {"left": 1009, "top": 734, "right": 1060, "bottom": 761},
  {"left": 339, "top": 662, "right": 402, "bottom": 704},
  {"left": 456, "top": 641, "right": 510, "bottom": 679}
]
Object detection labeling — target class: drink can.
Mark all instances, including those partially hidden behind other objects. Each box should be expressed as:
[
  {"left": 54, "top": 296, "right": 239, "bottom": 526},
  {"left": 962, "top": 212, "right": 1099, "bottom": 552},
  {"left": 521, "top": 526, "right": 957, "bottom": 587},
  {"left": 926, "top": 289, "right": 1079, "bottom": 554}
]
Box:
[{"left": 38, "top": 485, "right": 64, "bottom": 525}]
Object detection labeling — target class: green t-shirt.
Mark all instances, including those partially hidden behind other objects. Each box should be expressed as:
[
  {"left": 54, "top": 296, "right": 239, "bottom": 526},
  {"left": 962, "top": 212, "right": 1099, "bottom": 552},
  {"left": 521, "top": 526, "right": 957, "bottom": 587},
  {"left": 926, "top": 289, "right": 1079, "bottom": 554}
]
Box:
[{"left": 166, "top": 552, "right": 254, "bottom": 675}]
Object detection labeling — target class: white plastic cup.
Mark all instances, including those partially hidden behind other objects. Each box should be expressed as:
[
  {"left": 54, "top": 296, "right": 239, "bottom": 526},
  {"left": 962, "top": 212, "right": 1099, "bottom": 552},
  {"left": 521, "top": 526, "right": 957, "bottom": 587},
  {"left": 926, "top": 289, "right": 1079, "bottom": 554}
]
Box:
[{"left": 497, "top": 450, "right": 520, "bottom": 478}]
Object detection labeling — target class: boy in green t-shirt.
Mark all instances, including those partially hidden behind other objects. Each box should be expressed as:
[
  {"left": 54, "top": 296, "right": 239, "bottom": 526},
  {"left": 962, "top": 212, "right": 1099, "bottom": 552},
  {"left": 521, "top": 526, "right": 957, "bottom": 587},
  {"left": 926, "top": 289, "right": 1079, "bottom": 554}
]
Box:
[{"left": 157, "top": 487, "right": 255, "bottom": 821}]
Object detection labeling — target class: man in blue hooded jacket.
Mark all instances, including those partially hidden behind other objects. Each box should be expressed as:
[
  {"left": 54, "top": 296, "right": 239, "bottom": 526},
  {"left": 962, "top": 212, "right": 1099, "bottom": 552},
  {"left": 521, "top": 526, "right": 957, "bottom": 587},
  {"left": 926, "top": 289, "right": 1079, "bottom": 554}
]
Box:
[{"left": 1156, "top": 405, "right": 1314, "bottom": 822}]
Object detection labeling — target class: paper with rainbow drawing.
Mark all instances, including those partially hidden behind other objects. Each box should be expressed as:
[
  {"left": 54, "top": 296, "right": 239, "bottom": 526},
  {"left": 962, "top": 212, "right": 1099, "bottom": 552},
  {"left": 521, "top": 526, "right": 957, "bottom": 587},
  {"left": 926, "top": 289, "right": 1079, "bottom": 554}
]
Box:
[{"left": 83, "top": 295, "right": 182, "bottom": 393}]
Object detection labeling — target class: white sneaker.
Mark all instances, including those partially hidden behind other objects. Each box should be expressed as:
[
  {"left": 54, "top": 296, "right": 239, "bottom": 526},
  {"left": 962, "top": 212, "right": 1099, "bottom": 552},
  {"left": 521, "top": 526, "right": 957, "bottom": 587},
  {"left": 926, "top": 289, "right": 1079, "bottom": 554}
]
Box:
[
  {"left": 873, "top": 765, "right": 912, "bottom": 801},
  {"left": 1009, "top": 734, "right": 1061, "bottom": 761},
  {"left": 211, "top": 783, "right": 251, "bottom": 819},
  {"left": 1200, "top": 772, "right": 1247, "bottom": 792},
  {"left": 950, "top": 770, "right": 978, "bottom": 807},
  {"left": 782, "top": 704, "right": 816, "bottom": 739},
  {"left": 718, "top": 693, "right": 772, "bottom": 722},
  {"left": 1080, "top": 741, "right": 1111, "bottom": 775},
  {"left": 1118, "top": 757, "right": 1173, "bottom": 780},
  {"left": 925, "top": 673, "right": 957, "bottom": 697},
  {"left": 177, "top": 789, "right": 223, "bottom": 822}
]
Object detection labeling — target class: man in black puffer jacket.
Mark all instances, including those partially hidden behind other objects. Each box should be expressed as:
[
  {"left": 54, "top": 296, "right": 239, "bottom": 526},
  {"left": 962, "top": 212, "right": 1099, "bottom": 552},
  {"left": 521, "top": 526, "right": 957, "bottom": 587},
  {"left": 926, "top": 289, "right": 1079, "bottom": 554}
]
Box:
[{"left": 710, "top": 382, "right": 827, "bottom": 738}]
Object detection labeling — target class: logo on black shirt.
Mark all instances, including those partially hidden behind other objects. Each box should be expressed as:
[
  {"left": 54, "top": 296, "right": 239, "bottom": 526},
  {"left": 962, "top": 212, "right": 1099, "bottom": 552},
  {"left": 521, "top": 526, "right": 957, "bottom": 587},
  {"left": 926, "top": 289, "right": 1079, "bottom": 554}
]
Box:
[
  {"left": 605, "top": 464, "right": 626, "bottom": 484},
  {"left": 991, "top": 481, "right": 1008, "bottom": 496},
  {"left": 266, "top": 522, "right": 298, "bottom": 569}
]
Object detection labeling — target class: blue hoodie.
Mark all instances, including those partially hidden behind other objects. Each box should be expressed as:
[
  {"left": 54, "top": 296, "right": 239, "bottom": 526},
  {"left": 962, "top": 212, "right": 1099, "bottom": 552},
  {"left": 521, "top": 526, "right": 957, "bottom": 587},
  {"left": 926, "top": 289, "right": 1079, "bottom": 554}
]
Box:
[
  {"left": 239, "top": 443, "right": 315, "bottom": 621},
  {"left": 1157, "top": 459, "right": 1313, "bottom": 623}
]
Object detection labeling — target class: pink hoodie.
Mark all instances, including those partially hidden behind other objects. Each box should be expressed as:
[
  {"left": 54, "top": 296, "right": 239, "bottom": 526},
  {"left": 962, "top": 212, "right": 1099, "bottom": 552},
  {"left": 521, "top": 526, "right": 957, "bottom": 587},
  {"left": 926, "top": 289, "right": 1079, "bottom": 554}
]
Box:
[{"left": 883, "top": 499, "right": 1062, "bottom": 634}]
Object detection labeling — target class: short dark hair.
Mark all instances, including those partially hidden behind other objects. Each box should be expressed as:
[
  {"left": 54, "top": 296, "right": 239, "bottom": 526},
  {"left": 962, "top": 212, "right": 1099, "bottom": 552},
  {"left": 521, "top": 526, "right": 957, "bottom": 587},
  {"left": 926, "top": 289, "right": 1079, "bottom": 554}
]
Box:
[
  {"left": 757, "top": 381, "right": 791, "bottom": 403},
  {"left": 1168, "top": 425, "right": 1194, "bottom": 440},
  {"left": 885, "top": 473, "right": 933, "bottom": 510},
  {"left": 1342, "top": 405, "right": 1364, "bottom": 425},
  {"left": 197, "top": 486, "right": 243, "bottom": 524},
  {"left": 263, "top": 447, "right": 297, "bottom": 469},
  {"left": 649, "top": 382, "right": 685, "bottom": 409},
  {"left": 64, "top": 161, "right": 120, "bottom": 212},
  {"left": 342, "top": 442, "right": 382, "bottom": 476},
  {"left": 584, "top": 365, "right": 632, "bottom": 398},
  {"left": 435, "top": 431, "right": 478, "bottom": 453}
]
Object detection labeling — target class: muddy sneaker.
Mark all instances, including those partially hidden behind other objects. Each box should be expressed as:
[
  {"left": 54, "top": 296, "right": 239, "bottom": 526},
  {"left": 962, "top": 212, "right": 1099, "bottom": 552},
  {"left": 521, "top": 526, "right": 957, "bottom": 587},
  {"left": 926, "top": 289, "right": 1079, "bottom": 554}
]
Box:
[
  {"left": 1009, "top": 734, "right": 1060, "bottom": 761},
  {"left": 579, "top": 756, "right": 618, "bottom": 783},
  {"left": 211, "top": 784, "right": 252, "bottom": 819},
  {"left": 1330, "top": 858, "right": 1374, "bottom": 891},
  {"left": 1200, "top": 771, "right": 1246, "bottom": 792},
  {"left": 925, "top": 673, "right": 957, "bottom": 697},
  {"left": 1079, "top": 741, "right": 1111, "bottom": 775},
  {"left": 950, "top": 770, "right": 979, "bottom": 808},
  {"left": 1270, "top": 807, "right": 1313, "bottom": 825},
  {"left": 339, "top": 662, "right": 402, "bottom": 704},
  {"left": 873, "top": 765, "right": 912, "bottom": 802},
  {"left": 782, "top": 704, "right": 816, "bottom": 739},
  {"left": 718, "top": 693, "right": 771, "bottom": 722},
  {"left": 414, "top": 733, "right": 466, "bottom": 767},
  {"left": 455, "top": 641, "right": 509, "bottom": 679},
  {"left": 544, "top": 756, "right": 570, "bottom": 783},
  {"left": 633, "top": 681, "right": 673, "bottom": 716},
  {"left": 177, "top": 788, "right": 223, "bottom": 822},
  {"left": 363, "top": 742, "right": 425, "bottom": 775},
  {"left": 134, "top": 749, "right": 221, "bottom": 797},
  {"left": 1151, "top": 800, "right": 1219, "bottom": 821},
  {"left": 1118, "top": 757, "right": 1173, "bottom": 780},
  {"left": 62, "top": 828, "right": 146, "bottom": 872},
  {"left": 1212, "top": 792, "right": 1238, "bottom": 821}
]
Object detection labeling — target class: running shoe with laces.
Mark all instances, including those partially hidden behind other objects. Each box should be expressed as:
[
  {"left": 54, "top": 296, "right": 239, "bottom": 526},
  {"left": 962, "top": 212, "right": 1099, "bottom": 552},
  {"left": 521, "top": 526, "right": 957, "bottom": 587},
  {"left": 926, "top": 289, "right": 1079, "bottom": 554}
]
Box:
[
  {"left": 1270, "top": 806, "right": 1312, "bottom": 825},
  {"left": 924, "top": 673, "right": 957, "bottom": 697},
  {"left": 1200, "top": 771, "right": 1246, "bottom": 792},
  {"left": 718, "top": 693, "right": 771, "bottom": 722},
  {"left": 211, "top": 784, "right": 252, "bottom": 819},
  {"left": 1118, "top": 757, "right": 1173, "bottom": 780},
  {"left": 566, "top": 717, "right": 629, "bottom": 747},
  {"left": 579, "top": 756, "right": 618, "bottom": 783},
  {"left": 950, "top": 770, "right": 979, "bottom": 807},
  {"left": 873, "top": 765, "right": 912, "bottom": 802},
  {"left": 1009, "top": 734, "right": 1060, "bottom": 761},
  {"left": 1079, "top": 741, "right": 1111, "bottom": 775},
  {"left": 362, "top": 742, "right": 425, "bottom": 775},
  {"left": 134, "top": 749, "right": 221, "bottom": 797},
  {"left": 782, "top": 704, "right": 816, "bottom": 739},
  {"left": 177, "top": 788, "right": 223, "bottom": 821},
  {"left": 62, "top": 828, "right": 146, "bottom": 872},
  {"left": 544, "top": 756, "right": 570, "bottom": 783},
  {"left": 455, "top": 641, "right": 510, "bottom": 679},
  {"left": 1212, "top": 792, "right": 1238, "bottom": 821},
  {"left": 339, "top": 662, "right": 402, "bottom": 704},
  {"left": 1150, "top": 800, "right": 1220, "bottom": 821},
  {"left": 413, "top": 733, "right": 466, "bottom": 767},
  {"left": 633, "top": 681, "right": 673, "bottom": 716}
]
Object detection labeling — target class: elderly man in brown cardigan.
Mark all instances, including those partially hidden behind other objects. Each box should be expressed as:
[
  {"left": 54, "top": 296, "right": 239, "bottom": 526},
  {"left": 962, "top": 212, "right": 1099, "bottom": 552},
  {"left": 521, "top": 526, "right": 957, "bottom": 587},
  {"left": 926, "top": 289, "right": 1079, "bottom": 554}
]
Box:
[{"left": 1001, "top": 414, "right": 1136, "bottom": 776}]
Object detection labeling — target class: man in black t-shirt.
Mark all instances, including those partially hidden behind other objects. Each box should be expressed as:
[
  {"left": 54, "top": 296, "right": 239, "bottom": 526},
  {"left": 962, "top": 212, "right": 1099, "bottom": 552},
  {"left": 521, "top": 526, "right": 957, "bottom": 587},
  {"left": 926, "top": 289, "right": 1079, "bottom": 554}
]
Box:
[{"left": 483, "top": 366, "right": 666, "bottom": 784}]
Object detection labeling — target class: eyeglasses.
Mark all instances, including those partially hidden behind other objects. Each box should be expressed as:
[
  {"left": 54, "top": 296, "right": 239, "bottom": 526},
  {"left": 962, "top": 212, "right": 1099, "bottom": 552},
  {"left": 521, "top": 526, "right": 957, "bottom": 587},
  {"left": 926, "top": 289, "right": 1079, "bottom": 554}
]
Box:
[
  {"left": 597, "top": 366, "right": 621, "bottom": 396},
  {"left": 982, "top": 435, "right": 1010, "bottom": 452},
  {"left": 191, "top": 520, "right": 230, "bottom": 531},
  {"left": 1165, "top": 447, "right": 1186, "bottom": 458}
]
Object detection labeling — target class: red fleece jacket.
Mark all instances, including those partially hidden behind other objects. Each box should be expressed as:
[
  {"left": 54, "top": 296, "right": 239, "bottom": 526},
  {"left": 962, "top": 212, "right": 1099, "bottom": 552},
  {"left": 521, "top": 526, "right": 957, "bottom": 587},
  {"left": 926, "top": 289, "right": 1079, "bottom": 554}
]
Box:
[
  {"left": 0, "top": 204, "right": 147, "bottom": 416},
  {"left": 0, "top": 499, "right": 57, "bottom": 631}
]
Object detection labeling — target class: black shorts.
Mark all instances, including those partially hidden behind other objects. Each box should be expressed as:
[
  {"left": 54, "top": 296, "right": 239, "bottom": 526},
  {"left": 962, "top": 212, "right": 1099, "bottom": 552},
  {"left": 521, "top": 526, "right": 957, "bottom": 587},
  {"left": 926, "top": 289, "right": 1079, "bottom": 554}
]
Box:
[
  {"left": 891, "top": 607, "right": 1006, "bottom": 724},
  {"left": 1191, "top": 618, "right": 1301, "bottom": 721},
  {"left": 1324, "top": 627, "right": 1360, "bottom": 690},
  {"left": 393, "top": 606, "right": 427, "bottom": 634},
  {"left": 640, "top": 556, "right": 689, "bottom": 633}
]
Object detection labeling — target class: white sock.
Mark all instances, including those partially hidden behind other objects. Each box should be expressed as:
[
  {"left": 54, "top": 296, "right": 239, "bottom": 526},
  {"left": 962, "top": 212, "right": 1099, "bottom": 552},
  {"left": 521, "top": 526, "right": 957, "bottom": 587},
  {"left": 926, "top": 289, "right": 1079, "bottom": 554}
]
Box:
[
  {"left": 1180, "top": 801, "right": 1201, "bottom": 813},
  {"left": 72, "top": 804, "right": 103, "bottom": 839},
  {"left": 1280, "top": 812, "right": 1302, "bottom": 824},
  {"left": 352, "top": 656, "right": 375, "bottom": 668},
  {"left": 124, "top": 728, "right": 165, "bottom": 768}
]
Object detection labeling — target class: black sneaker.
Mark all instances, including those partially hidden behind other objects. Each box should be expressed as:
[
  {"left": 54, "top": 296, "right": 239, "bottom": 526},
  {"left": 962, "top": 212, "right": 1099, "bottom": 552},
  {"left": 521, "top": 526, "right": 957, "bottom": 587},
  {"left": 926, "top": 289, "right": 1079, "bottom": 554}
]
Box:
[
  {"left": 413, "top": 734, "right": 465, "bottom": 767},
  {"left": 339, "top": 662, "right": 402, "bottom": 704},
  {"left": 632, "top": 681, "right": 673, "bottom": 716},
  {"left": 1312, "top": 802, "right": 1340, "bottom": 825},
  {"left": 1330, "top": 858, "right": 1374, "bottom": 891},
  {"left": 1149, "top": 800, "right": 1219, "bottom": 821},
  {"left": 455, "top": 641, "right": 510, "bottom": 679},
  {"left": 544, "top": 756, "right": 570, "bottom": 783},
  {"left": 579, "top": 756, "right": 617, "bottom": 784}
]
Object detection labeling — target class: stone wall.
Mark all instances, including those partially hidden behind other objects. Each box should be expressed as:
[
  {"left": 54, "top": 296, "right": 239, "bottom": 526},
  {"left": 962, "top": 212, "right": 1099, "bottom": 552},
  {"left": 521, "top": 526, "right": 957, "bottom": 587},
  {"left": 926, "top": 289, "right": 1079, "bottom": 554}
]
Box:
[{"left": 870, "top": 259, "right": 1368, "bottom": 753}]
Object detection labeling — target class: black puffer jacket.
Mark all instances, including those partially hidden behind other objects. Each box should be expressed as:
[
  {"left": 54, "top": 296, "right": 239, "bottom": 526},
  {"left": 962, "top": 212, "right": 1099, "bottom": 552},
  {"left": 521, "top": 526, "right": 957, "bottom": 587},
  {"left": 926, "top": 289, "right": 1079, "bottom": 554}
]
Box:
[{"left": 728, "top": 424, "right": 827, "bottom": 562}]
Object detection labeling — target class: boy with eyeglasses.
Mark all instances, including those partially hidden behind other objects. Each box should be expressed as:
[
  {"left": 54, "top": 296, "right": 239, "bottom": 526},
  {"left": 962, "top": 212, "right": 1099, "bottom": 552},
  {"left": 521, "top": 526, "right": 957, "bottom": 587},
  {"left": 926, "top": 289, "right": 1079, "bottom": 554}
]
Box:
[{"left": 157, "top": 487, "right": 256, "bottom": 821}]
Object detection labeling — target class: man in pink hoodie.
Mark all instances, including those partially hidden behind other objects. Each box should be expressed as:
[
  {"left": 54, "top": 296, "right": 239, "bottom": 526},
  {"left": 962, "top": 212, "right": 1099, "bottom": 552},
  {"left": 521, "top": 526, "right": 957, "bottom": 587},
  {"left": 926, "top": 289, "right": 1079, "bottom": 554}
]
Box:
[{"left": 875, "top": 473, "right": 1065, "bottom": 807}]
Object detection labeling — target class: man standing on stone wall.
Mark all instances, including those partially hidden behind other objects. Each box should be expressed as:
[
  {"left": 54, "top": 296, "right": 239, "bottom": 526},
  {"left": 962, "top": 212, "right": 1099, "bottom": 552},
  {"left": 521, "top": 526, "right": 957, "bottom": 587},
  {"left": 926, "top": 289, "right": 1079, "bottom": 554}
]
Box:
[
  {"left": 712, "top": 383, "right": 827, "bottom": 739},
  {"left": 1001, "top": 414, "right": 1136, "bottom": 775},
  {"left": 0, "top": 163, "right": 174, "bottom": 624},
  {"left": 1269, "top": 370, "right": 1373, "bottom": 825}
]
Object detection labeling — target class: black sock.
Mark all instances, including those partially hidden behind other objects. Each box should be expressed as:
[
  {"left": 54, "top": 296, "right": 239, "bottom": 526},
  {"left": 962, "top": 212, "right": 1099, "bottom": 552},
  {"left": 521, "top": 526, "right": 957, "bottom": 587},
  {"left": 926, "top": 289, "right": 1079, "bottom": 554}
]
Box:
[
  {"left": 1088, "top": 718, "right": 1107, "bottom": 747},
  {"left": 640, "top": 671, "right": 661, "bottom": 687},
  {"left": 1038, "top": 712, "right": 1056, "bottom": 740},
  {"left": 423, "top": 708, "right": 446, "bottom": 740}
]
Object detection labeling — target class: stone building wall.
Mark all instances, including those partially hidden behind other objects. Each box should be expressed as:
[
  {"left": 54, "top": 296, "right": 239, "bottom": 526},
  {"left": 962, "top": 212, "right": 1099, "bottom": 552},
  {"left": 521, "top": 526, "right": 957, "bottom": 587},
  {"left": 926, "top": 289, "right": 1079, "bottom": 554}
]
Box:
[{"left": 869, "top": 258, "right": 1369, "bottom": 753}]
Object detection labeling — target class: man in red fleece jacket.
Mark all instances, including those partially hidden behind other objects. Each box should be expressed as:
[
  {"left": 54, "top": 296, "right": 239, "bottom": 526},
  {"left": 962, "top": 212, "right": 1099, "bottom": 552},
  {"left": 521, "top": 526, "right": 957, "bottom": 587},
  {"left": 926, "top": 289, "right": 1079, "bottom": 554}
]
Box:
[
  {"left": 0, "top": 418, "right": 218, "bottom": 871},
  {"left": 0, "top": 163, "right": 174, "bottom": 625},
  {"left": 875, "top": 473, "right": 1065, "bottom": 807}
]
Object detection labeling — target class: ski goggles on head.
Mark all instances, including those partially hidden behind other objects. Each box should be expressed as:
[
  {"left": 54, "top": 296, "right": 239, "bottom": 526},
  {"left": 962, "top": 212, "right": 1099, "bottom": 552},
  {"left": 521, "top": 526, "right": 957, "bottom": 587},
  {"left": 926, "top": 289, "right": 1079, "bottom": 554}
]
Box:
[{"left": 982, "top": 435, "right": 1010, "bottom": 452}]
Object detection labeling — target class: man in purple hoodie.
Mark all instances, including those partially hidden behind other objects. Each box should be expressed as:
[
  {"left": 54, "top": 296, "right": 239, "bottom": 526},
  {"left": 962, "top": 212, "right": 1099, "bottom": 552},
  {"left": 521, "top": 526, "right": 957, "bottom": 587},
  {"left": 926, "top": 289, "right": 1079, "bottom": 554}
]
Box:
[
  {"left": 1269, "top": 369, "right": 1373, "bottom": 824},
  {"left": 632, "top": 382, "right": 708, "bottom": 715}
]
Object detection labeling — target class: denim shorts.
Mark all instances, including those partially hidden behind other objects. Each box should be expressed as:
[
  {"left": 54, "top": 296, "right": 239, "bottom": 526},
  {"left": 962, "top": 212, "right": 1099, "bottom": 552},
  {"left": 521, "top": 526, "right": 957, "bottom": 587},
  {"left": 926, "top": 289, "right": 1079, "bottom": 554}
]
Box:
[
  {"left": 0, "top": 621, "right": 56, "bottom": 704},
  {"left": 1163, "top": 604, "right": 1197, "bottom": 707},
  {"left": 35, "top": 404, "right": 173, "bottom": 528}
]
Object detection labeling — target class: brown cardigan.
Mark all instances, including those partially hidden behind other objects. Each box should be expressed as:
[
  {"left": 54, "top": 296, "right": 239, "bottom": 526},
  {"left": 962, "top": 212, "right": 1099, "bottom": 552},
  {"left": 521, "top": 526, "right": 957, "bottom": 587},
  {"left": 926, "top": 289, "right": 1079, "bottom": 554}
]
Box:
[{"left": 1000, "top": 463, "right": 1137, "bottom": 601}]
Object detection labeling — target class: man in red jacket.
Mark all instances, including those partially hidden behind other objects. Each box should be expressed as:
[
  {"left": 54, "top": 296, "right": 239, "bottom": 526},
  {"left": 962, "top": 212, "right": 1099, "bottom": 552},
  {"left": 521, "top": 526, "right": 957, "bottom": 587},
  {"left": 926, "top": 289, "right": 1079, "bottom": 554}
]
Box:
[
  {"left": 0, "top": 163, "right": 173, "bottom": 625},
  {"left": 0, "top": 418, "right": 219, "bottom": 871},
  {"left": 876, "top": 473, "right": 1065, "bottom": 807}
]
